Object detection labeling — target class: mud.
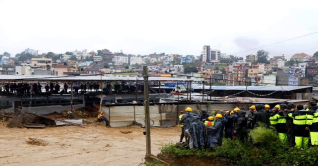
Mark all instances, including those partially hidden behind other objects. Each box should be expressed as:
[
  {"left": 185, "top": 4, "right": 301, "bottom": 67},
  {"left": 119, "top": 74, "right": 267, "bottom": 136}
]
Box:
[{"left": 0, "top": 123, "right": 180, "bottom": 166}]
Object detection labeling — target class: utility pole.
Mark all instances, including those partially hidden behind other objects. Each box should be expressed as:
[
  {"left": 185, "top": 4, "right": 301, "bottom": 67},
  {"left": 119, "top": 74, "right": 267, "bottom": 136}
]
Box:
[{"left": 143, "top": 66, "right": 151, "bottom": 156}]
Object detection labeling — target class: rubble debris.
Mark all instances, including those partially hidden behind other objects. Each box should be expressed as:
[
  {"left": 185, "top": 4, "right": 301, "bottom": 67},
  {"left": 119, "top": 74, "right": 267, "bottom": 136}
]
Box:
[
  {"left": 24, "top": 123, "right": 46, "bottom": 128},
  {"left": 120, "top": 131, "right": 133, "bottom": 134},
  {"left": 26, "top": 138, "right": 48, "bottom": 146}
]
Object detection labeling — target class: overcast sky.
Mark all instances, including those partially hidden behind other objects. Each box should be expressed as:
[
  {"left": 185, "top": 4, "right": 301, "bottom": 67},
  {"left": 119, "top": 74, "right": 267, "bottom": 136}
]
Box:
[{"left": 0, "top": 0, "right": 318, "bottom": 59}]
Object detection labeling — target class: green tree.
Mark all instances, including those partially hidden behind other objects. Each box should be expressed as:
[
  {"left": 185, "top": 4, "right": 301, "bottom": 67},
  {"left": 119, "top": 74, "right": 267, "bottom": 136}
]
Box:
[
  {"left": 15, "top": 52, "right": 34, "bottom": 61},
  {"left": 85, "top": 56, "right": 94, "bottom": 61},
  {"left": 285, "top": 59, "right": 295, "bottom": 66},
  {"left": 65, "top": 52, "right": 73, "bottom": 55},
  {"left": 52, "top": 54, "right": 61, "bottom": 62},
  {"left": 3, "top": 52, "right": 10, "bottom": 56},
  {"left": 47, "top": 52, "right": 55, "bottom": 56},
  {"left": 313, "top": 51, "right": 318, "bottom": 58},
  {"left": 256, "top": 50, "right": 270, "bottom": 64},
  {"left": 97, "top": 50, "right": 103, "bottom": 56},
  {"left": 69, "top": 55, "right": 77, "bottom": 60},
  {"left": 183, "top": 63, "right": 198, "bottom": 73}
]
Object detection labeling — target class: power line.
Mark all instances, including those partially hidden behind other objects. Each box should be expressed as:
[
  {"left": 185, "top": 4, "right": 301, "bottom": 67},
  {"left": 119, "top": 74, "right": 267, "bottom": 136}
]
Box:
[{"left": 233, "top": 31, "right": 318, "bottom": 55}]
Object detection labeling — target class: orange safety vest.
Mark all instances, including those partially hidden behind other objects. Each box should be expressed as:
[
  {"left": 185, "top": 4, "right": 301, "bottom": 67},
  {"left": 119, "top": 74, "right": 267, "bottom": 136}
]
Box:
[
  {"left": 179, "top": 114, "right": 184, "bottom": 127},
  {"left": 204, "top": 121, "right": 214, "bottom": 127}
]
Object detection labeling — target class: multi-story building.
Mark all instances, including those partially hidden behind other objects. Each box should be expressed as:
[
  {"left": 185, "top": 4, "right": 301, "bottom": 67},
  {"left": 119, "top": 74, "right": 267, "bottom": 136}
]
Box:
[
  {"left": 201, "top": 45, "right": 210, "bottom": 62},
  {"left": 112, "top": 56, "right": 129, "bottom": 65},
  {"left": 181, "top": 56, "right": 194, "bottom": 63},
  {"left": 232, "top": 64, "right": 248, "bottom": 85},
  {"left": 294, "top": 63, "right": 306, "bottom": 77},
  {"left": 170, "top": 65, "right": 184, "bottom": 73},
  {"left": 0, "top": 65, "right": 15, "bottom": 75},
  {"left": 291, "top": 53, "right": 311, "bottom": 62},
  {"left": 246, "top": 65, "right": 259, "bottom": 78},
  {"left": 246, "top": 54, "right": 257, "bottom": 62},
  {"left": 130, "top": 56, "right": 144, "bottom": 65},
  {"left": 24, "top": 48, "right": 38, "bottom": 56},
  {"left": 93, "top": 56, "right": 102, "bottom": 62},
  {"left": 288, "top": 75, "right": 299, "bottom": 86},
  {"left": 31, "top": 58, "right": 52, "bottom": 70},
  {"left": 210, "top": 49, "right": 221, "bottom": 62}
]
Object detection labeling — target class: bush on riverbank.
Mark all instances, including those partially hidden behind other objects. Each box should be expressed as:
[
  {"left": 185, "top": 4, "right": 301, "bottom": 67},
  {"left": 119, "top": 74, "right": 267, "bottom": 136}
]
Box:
[{"left": 158, "top": 126, "right": 318, "bottom": 166}]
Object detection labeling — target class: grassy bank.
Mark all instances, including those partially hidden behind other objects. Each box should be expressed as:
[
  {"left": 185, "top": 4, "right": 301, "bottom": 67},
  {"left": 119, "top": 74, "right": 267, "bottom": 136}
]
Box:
[{"left": 156, "top": 126, "right": 318, "bottom": 166}]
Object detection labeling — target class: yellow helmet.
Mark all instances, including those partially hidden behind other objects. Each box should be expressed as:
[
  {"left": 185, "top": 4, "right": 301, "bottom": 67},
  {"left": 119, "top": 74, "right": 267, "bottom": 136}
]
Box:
[
  {"left": 185, "top": 107, "right": 192, "bottom": 112},
  {"left": 234, "top": 107, "right": 240, "bottom": 112},
  {"left": 250, "top": 105, "right": 256, "bottom": 110},
  {"left": 216, "top": 114, "right": 223, "bottom": 118},
  {"left": 208, "top": 116, "right": 214, "bottom": 121},
  {"left": 230, "top": 111, "right": 234, "bottom": 115},
  {"left": 264, "top": 104, "right": 270, "bottom": 108},
  {"left": 275, "top": 105, "right": 281, "bottom": 110}
]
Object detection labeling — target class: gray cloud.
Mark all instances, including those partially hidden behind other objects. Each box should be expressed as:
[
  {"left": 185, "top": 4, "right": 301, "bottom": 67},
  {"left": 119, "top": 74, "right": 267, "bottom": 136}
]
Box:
[{"left": 234, "top": 37, "right": 260, "bottom": 50}]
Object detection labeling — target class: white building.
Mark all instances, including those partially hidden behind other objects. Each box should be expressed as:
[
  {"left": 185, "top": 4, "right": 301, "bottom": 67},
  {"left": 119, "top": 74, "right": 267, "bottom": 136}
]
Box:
[
  {"left": 210, "top": 49, "right": 221, "bottom": 62},
  {"left": 170, "top": 65, "right": 184, "bottom": 73},
  {"left": 130, "top": 56, "right": 144, "bottom": 65},
  {"left": 31, "top": 58, "right": 52, "bottom": 70},
  {"left": 93, "top": 56, "right": 102, "bottom": 62},
  {"left": 62, "top": 54, "right": 72, "bottom": 61},
  {"left": 294, "top": 62, "right": 306, "bottom": 77},
  {"left": 258, "top": 63, "right": 265, "bottom": 74},
  {"left": 112, "top": 56, "right": 129, "bottom": 65},
  {"left": 201, "top": 45, "right": 210, "bottom": 62}
]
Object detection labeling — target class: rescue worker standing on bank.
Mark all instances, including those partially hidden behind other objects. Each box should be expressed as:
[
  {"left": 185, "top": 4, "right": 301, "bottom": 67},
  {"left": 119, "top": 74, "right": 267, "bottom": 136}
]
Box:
[
  {"left": 224, "top": 110, "right": 234, "bottom": 139},
  {"left": 287, "top": 103, "right": 296, "bottom": 147},
  {"left": 179, "top": 111, "right": 185, "bottom": 143},
  {"left": 180, "top": 107, "right": 195, "bottom": 144},
  {"left": 206, "top": 114, "right": 224, "bottom": 149},
  {"left": 247, "top": 105, "right": 256, "bottom": 129},
  {"left": 234, "top": 110, "right": 247, "bottom": 142},
  {"left": 306, "top": 101, "right": 318, "bottom": 146},
  {"left": 289, "top": 105, "right": 309, "bottom": 149},
  {"left": 276, "top": 104, "right": 288, "bottom": 143},
  {"left": 269, "top": 105, "right": 279, "bottom": 130},
  {"left": 204, "top": 116, "right": 214, "bottom": 128}
]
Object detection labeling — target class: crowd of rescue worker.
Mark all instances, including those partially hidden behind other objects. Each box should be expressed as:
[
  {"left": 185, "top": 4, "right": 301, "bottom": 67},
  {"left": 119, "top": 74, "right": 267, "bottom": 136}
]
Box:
[{"left": 179, "top": 101, "right": 318, "bottom": 150}]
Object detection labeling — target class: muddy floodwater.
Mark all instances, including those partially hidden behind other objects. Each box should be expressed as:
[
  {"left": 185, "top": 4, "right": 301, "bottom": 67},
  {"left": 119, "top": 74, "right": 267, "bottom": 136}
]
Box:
[{"left": 0, "top": 123, "right": 180, "bottom": 166}]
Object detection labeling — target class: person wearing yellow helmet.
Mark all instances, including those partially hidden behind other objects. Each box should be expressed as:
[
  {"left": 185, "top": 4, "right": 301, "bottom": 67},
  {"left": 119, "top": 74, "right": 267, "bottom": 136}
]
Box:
[
  {"left": 204, "top": 116, "right": 214, "bottom": 127},
  {"left": 206, "top": 113, "right": 224, "bottom": 149},
  {"left": 269, "top": 106, "right": 279, "bottom": 130},
  {"left": 234, "top": 110, "right": 248, "bottom": 142},
  {"left": 264, "top": 104, "right": 270, "bottom": 112},
  {"left": 224, "top": 110, "right": 235, "bottom": 139},
  {"left": 180, "top": 107, "right": 196, "bottom": 143}
]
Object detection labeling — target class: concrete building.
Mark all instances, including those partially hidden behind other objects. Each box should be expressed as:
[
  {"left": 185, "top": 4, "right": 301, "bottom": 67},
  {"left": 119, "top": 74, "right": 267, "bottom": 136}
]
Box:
[
  {"left": 112, "top": 56, "right": 129, "bottom": 65},
  {"left": 246, "top": 54, "right": 257, "bottom": 62},
  {"left": 263, "top": 74, "right": 276, "bottom": 86},
  {"left": 15, "top": 65, "right": 32, "bottom": 75},
  {"left": 276, "top": 70, "right": 289, "bottom": 86},
  {"left": 53, "top": 66, "right": 72, "bottom": 76},
  {"left": 31, "top": 58, "right": 52, "bottom": 70},
  {"left": 130, "top": 56, "right": 144, "bottom": 65},
  {"left": 258, "top": 63, "right": 265, "bottom": 74},
  {"left": 210, "top": 49, "right": 221, "bottom": 62},
  {"left": 233, "top": 64, "right": 248, "bottom": 85},
  {"left": 247, "top": 65, "right": 259, "bottom": 78},
  {"left": 294, "top": 62, "right": 306, "bottom": 77},
  {"left": 170, "top": 65, "right": 184, "bottom": 73},
  {"left": 291, "top": 53, "right": 311, "bottom": 62},
  {"left": 181, "top": 56, "right": 194, "bottom": 63},
  {"left": 0, "top": 65, "right": 15, "bottom": 75},
  {"left": 93, "top": 56, "right": 102, "bottom": 62},
  {"left": 288, "top": 75, "right": 299, "bottom": 86},
  {"left": 201, "top": 45, "right": 210, "bottom": 62}
]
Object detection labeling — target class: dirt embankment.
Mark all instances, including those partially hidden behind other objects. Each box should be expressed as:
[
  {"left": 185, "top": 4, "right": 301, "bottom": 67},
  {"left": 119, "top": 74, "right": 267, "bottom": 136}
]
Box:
[{"left": 0, "top": 123, "right": 180, "bottom": 166}]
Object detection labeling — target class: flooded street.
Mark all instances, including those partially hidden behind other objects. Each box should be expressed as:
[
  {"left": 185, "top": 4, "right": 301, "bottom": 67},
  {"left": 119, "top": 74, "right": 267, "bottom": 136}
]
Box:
[{"left": 0, "top": 124, "right": 180, "bottom": 166}]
